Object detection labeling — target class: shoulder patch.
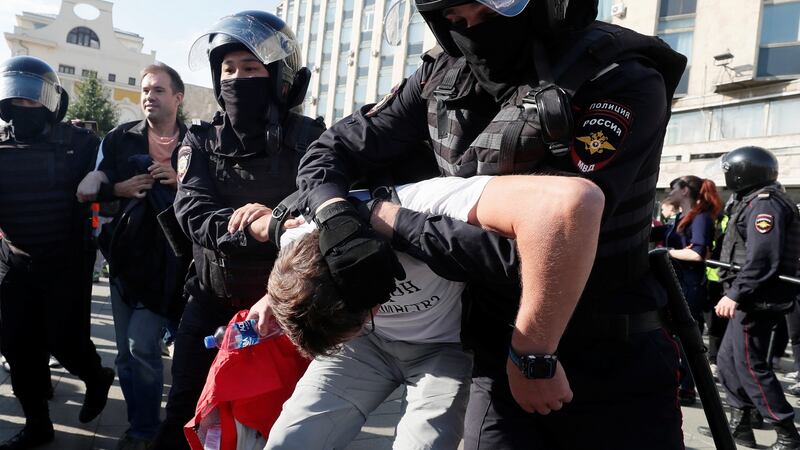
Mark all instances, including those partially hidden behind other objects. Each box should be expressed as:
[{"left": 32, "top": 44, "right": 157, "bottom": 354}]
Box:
[
  {"left": 758, "top": 192, "right": 771, "bottom": 199},
  {"left": 569, "top": 101, "right": 634, "bottom": 173},
  {"left": 755, "top": 213, "right": 774, "bottom": 234},
  {"left": 366, "top": 79, "right": 407, "bottom": 118},
  {"left": 177, "top": 146, "right": 192, "bottom": 184}
]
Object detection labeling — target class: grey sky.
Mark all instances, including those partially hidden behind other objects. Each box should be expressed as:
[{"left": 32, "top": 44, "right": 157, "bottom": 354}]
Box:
[{"left": 0, "top": 0, "right": 281, "bottom": 88}]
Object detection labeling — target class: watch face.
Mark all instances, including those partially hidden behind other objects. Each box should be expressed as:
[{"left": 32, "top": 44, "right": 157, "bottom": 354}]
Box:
[{"left": 523, "top": 355, "right": 557, "bottom": 379}]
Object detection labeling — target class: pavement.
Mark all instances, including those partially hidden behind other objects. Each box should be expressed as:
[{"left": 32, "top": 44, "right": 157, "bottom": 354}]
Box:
[{"left": 0, "top": 279, "right": 797, "bottom": 449}]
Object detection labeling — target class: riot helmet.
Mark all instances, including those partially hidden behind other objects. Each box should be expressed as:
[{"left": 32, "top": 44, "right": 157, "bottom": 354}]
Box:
[
  {"left": 0, "top": 56, "right": 68, "bottom": 123},
  {"left": 721, "top": 146, "right": 779, "bottom": 194},
  {"left": 188, "top": 10, "right": 308, "bottom": 111}
]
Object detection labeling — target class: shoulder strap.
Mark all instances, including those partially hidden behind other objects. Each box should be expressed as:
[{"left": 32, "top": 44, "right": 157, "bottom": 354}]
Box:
[
  {"left": 432, "top": 58, "right": 467, "bottom": 139},
  {"left": 268, "top": 190, "right": 301, "bottom": 246}
]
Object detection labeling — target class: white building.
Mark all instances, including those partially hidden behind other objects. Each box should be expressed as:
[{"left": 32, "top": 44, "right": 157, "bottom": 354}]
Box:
[{"left": 3, "top": 0, "right": 216, "bottom": 125}]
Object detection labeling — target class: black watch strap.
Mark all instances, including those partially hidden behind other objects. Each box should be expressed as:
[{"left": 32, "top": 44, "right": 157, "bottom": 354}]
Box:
[{"left": 508, "top": 347, "right": 558, "bottom": 379}]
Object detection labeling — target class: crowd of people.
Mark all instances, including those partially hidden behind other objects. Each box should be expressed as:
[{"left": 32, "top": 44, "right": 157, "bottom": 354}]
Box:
[{"left": 0, "top": 1, "right": 799, "bottom": 450}]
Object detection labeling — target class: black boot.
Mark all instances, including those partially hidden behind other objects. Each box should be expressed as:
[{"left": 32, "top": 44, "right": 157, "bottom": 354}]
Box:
[
  {"left": 79, "top": 366, "right": 115, "bottom": 423},
  {"left": 0, "top": 420, "right": 54, "bottom": 450},
  {"left": 698, "top": 407, "right": 757, "bottom": 448},
  {"left": 752, "top": 409, "right": 767, "bottom": 429},
  {"left": 770, "top": 420, "right": 800, "bottom": 450}
]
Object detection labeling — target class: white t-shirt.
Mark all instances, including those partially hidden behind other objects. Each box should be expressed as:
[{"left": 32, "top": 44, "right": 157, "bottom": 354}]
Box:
[{"left": 279, "top": 176, "right": 492, "bottom": 344}]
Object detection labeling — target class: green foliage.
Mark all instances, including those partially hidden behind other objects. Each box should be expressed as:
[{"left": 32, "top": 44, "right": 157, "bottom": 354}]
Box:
[
  {"left": 66, "top": 76, "right": 119, "bottom": 136},
  {"left": 176, "top": 103, "right": 187, "bottom": 126}
]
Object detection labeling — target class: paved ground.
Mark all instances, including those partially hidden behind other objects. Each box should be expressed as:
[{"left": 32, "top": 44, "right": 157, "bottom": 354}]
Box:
[{"left": 0, "top": 279, "right": 798, "bottom": 449}]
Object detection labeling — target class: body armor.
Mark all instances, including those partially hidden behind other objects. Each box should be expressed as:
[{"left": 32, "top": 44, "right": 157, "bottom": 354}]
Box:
[{"left": 193, "top": 113, "right": 324, "bottom": 307}]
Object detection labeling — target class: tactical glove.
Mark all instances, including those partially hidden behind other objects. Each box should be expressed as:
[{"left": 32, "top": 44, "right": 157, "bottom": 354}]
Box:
[{"left": 314, "top": 201, "right": 405, "bottom": 311}]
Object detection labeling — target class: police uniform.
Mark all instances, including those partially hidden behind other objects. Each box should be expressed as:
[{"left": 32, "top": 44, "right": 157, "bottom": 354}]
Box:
[
  {"left": 151, "top": 112, "right": 324, "bottom": 449},
  {"left": 297, "top": 18, "right": 687, "bottom": 450},
  {"left": 717, "top": 184, "right": 800, "bottom": 425},
  {"left": 0, "top": 121, "right": 111, "bottom": 431}
]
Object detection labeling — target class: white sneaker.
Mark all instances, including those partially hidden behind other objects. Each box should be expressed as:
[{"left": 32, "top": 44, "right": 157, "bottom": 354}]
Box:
[
  {"left": 783, "top": 371, "right": 799, "bottom": 382},
  {"left": 48, "top": 356, "right": 61, "bottom": 368},
  {"left": 0, "top": 355, "right": 9, "bottom": 372}
]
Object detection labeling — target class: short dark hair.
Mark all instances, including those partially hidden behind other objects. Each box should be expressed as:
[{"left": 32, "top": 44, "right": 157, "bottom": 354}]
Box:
[
  {"left": 268, "top": 231, "right": 370, "bottom": 358},
  {"left": 141, "top": 62, "right": 184, "bottom": 95}
]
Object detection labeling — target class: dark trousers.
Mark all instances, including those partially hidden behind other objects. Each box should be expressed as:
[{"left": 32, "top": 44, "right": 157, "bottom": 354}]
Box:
[
  {"left": 676, "top": 268, "right": 706, "bottom": 393},
  {"left": 718, "top": 310, "right": 794, "bottom": 423},
  {"left": 150, "top": 290, "right": 236, "bottom": 450},
  {"left": 0, "top": 249, "right": 104, "bottom": 423},
  {"left": 786, "top": 302, "right": 800, "bottom": 374},
  {"left": 705, "top": 281, "right": 727, "bottom": 363},
  {"left": 463, "top": 329, "right": 683, "bottom": 450}
]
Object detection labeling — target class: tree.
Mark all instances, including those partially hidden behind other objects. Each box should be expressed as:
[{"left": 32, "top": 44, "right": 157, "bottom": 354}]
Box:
[{"left": 66, "top": 75, "right": 119, "bottom": 136}]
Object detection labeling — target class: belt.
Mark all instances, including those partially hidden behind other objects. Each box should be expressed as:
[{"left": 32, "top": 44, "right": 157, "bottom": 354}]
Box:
[{"left": 563, "top": 309, "right": 664, "bottom": 344}]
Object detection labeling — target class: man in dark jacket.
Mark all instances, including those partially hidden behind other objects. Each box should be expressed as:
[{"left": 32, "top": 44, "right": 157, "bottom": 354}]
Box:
[
  {"left": 77, "top": 62, "right": 187, "bottom": 449},
  {"left": 0, "top": 56, "right": 114, "bottom": 450},
  {"left": 294, "top": 0, "right": 687, "bottom": 448}
]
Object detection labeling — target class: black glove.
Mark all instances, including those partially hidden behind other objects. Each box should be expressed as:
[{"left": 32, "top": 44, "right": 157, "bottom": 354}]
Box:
[{"left": 314, "top": 201, "right": 405, "bottom": 311}]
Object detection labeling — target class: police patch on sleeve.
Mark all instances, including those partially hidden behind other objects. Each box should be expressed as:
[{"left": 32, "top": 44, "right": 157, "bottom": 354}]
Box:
[
  {"left": 366, "top": 79, "right": 407, "bottom": 118},
  {"left": 570, "top": 101, "right": 634, "bottom": 173},
  {"left": 755, "top": 213, "right": 774, "bottom": 234},
  {"left": 177, "top": 146, "right": 191, "bottom": 184}
]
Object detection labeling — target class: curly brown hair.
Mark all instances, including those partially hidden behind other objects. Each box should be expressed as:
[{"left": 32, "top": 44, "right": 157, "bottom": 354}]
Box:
[{"left": 267, "top": 230, "right": 371, "bottom": 358}]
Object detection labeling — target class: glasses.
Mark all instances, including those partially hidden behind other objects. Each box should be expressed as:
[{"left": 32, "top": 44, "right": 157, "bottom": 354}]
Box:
[{"left": 357, "top": 309, "right": 376, "bottom": 337}]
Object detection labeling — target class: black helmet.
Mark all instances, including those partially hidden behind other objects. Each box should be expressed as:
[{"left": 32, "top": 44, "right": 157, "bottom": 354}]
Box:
[
  {"left": 721, "top": 146, "right": 779, "bottom": 194},
  {"left": 188, "top": 11, "right": 309, "bottom": 111},
  {"left": 0, "top": 56, "right": 68, "bottom": 122},
  {"left": 410, "top": 0, "right": 596, "bottom": 56}
]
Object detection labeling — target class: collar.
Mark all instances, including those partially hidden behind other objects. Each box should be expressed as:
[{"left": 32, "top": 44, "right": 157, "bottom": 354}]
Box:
[{"left": 124, "top": 119, "right": 188, "bottom": 141}]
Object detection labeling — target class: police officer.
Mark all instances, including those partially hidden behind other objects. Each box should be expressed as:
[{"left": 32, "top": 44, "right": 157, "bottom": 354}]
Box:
[
  {"left": 149, "top": 11, "right": 325, "bottom": 450},
  {"left": 295, "top": 0, "right": 687, "bottom": 448},
  {"left": 699, "top": 146, "right": 800, "bottom": 450},
  {"left": 0, "top": 56, "right": 115, "bottom": 450}
]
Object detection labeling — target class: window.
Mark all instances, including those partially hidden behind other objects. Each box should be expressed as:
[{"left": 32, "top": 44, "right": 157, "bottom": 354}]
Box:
[
  {"left": 333, "top": 85, "right": 346, "bottom": 121},
  {"left": 297, "top": 0, "right": 308, "bottom": 46},
  {"left": 58, "top": 64, "right": 75, "bottom": 75},
  {"left": 128, "top": 77, "right": 136, "bottom": 86},
  {"left": 377, "top": 39, "right": 395, "bottom": 96},
  {"left": 710, "top": 103, "right": 765, "bottom": 140},
  {"left": 81, "top": 69, "right": 97, "bottom": 79},
  {"left": 768, "top": 97, "right": 800, "bottom": 136},
  {"left": 665, "top": 110, "right": 708, "bottom": 145},
  {"left": 597, "top": 0, "right": 613, "bottom": 21},
  {"left": 287, "top": 0, "right": 297, "bottom": 28},
  {"left": 67, "top": 27, "right": 100, "bottom": 48},
  {"left": 758, "top": 1, "right": 800, "bottom": 77},
  {"left": 404, "top": 10, "right": 425, "bottom": 77},
  {"left": 362, "top": 2, "right": 375, "bottom": 32},
  {"left": 108, "top": 73, "right": 116, "bottom": 82},
  {"left": 657, "top": 0, "right": 695, "bottom": 96}
]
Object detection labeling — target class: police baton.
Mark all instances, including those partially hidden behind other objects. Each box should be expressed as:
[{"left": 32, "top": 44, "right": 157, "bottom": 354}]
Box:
[
  {"left": 649, "top": 248, "right": 736, "bottom": 450},
  {"left": 706, "top": 259, "right": 800, "bottom": 286}
]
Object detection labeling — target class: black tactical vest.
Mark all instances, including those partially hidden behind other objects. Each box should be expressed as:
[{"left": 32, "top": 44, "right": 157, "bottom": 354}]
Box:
[
  {"left": 421, "top": 21, "right": 685, "bottom": 303},
  {"left": 194, "top": 113, "right": 324, "bottom": 307},
  {"left": 0, "top": 124, "right": 87, "bottom": 251},
  {"left": 720, "top": 185, "right": 800, "bottom": 310}
]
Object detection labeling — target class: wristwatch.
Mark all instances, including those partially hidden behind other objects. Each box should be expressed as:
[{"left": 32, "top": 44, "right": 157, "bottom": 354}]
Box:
[{"left": 508, "top": 347, "right": 558, "bottom": 379}]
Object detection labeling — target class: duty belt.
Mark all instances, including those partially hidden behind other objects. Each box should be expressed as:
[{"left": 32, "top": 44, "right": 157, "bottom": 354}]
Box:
[{"left": 563, "top": 309, "right": 664, "bottom": 343}]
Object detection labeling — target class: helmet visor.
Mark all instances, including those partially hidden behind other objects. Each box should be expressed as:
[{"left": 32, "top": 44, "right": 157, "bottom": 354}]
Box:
[
  {"left": 0, "top": 71, "right": 60, "bottom": 113},
  {"left": 188, "top": 15, "right": 296, "bottom": 71},
  {"left": 383, "top": 0, "right": 410, "bottom": 46},
  {"left": 415, "top": 0, "right": 529, "bottom": 17}
]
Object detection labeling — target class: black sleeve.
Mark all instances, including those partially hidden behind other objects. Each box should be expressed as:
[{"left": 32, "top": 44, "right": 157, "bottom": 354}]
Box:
[
  {"left": 567, "top": 61, "right": 668, "bottom": 220},
  {"left": 296, "top": 63, "right": 434, "bottom": 218},
  {"left": 391, "top": 208, "right": 520, "bottom": 287},
  {"left": 173, "top": 132, "right": 271, "bottom": 255},
  {"left": 727, "top": 198, "right": 787, "bottom": 304},
  {"left": 650, "top": 224, "right": 667, "bottom": 243}
]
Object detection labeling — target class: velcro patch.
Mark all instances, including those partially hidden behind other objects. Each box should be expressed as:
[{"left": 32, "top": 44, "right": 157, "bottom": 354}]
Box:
[
  {"left": 177, "top": 146, "right": 192, "bottom": 184},
  {"left": 366, "top": 79, "right": 407, "bottom": 118},
  {"left": 755, "top": 214, "right": 774, "bottom": 234},
  {"left": 570, "top": 101, "right": 633, "bottom": 173}
]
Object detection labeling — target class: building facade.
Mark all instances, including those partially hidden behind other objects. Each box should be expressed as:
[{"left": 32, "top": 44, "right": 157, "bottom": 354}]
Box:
[{"left": 3, "top": 0, "right": 216, "bottom": 125}]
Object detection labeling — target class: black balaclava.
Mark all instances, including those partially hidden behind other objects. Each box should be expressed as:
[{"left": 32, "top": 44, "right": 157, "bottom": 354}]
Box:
[
  {"left": 219, "top": 77, "right": 274, "bottom": 155},
  {"left": 450, "top": 12, "right": 534, "bottom": 102},
  {"left": 6, "top": 104, "right": 50, "bottom": 140}
]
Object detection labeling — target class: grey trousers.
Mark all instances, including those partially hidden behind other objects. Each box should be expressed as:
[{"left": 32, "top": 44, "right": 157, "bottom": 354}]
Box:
[{"left": 265, "top": 333, "right": 473, "bottom": 450}]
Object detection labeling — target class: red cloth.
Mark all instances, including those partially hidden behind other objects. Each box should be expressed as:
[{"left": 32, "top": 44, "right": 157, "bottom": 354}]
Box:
[{"left": 185, "top": 310, "right": 309, "bottom": 450}]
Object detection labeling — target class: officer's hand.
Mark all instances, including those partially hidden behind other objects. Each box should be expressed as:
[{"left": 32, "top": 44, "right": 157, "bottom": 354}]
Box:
[
  {"left": 148, "top": 162, "right": 177, "bottom": 186},
  {"left": 506, "top": 358, "right": 573, "bottom": 415},
  {"left": 246, "top": 294, "right": 275, "bottom": 336},
  {"left": 76, "top": 171, "right": 107, "bottom": 202},
  {"left": 316, "top": 201, "right": 405, "bottom": 310},
  {"left": 228, "top": 203, "right": 272, "bottom": 234},
  {"left": 113, "top": 174, "right": 154, "bottom": 199},
  {"left": 715, "top": 296, "right": 739, "bottom": 318}
]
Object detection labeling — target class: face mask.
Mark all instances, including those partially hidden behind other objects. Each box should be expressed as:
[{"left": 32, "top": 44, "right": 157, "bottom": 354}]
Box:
[
  {"left": 219, "top": 77, "right": 272, "bottom": 152},
  {"left": 450, "top": 14, "right": 533, "bottom": 101},
  {"left": 7, "top": 104, "right": 49, "bottom": 140}
]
